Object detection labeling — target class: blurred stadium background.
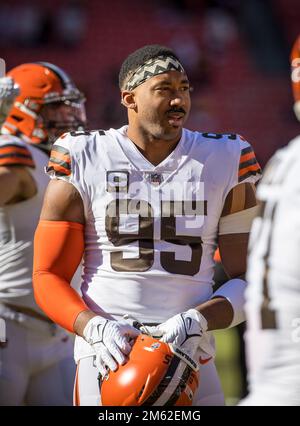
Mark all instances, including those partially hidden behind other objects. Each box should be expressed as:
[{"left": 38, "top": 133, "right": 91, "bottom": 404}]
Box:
[{"left": 1, "top": 0, "right": 299, "bottom": 405}]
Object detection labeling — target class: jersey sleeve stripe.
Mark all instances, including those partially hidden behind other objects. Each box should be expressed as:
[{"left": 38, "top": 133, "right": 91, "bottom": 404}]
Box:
[
  {"left": 48, "top": 156, "right": 71, "bottom": 172},
  {"left": 238, "top": 141, "right": 262, "bottom": 182},
  {"left": 47, "top": 144, "right": 72, "bottom": 177},
  {"left": 239, "top": 151, "right": 255, "bottom": 165},
  {"left": 46, "top": 161, "right": 71, "bottom": 176},
  {"left": 0, "top": 156, "right": 35, "bottom": 167},
  {"left": 239, "top": 163, "right": 261, "bottom": 176},
  {"left": 239, "top": 157, "right": 259, "bottom": 170},
  {"left": 0, "top": 140, "right": 35, "bottom": 167},
  {"left": 0, "top": 152, "right": 33, "bottom": 160},
  {"left": 51, "top": 145, "right": 70, "bottom": 156},
  {"left": 0, "top": 143, "right": 35, "bottom": 168},
  {"left": 50, "top": 150, "right": 71, "bottom": 165},
  {"left": 240, "top": 146, "right": 253, "bottom": 156},
  {"left": 0, "top": 145, "right": 32, "bottom": 156},
  {"left": 238, "top": 165, "right": 261, "bottom": 182}
]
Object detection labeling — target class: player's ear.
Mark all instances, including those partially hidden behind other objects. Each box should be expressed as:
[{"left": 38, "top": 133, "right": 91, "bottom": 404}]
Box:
[{"left": 121, "top": 91, "right": 136, "bottom": 110}]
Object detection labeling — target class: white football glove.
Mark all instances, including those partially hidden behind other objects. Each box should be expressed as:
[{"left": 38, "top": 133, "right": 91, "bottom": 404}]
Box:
[
  {"left": 144, "top": 309, "right": 215, "bottom": 362},
  {"left": 83, "top": 316, "right": 140, "bottom": 378}
]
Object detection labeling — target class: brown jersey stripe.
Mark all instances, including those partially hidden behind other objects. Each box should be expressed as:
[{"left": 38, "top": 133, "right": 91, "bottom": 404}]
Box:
[
  {"left": 0, "top": 152, "right": 33, "bottom": 161},
  {"left": 239, "top": 157, "right": 259, "bottom": 170},
  {"left": 48, "top": 156, "right": 71, "bottom": 171},
  {"left": 0, "top": 156, "right": 35, "bottom": 167},
  {"left": 47, "top": 161, "right": 71, "bottom": 176},
  {"left": 240, "top": 146, "right": 253, "bottom": 156},
  {"left": 239, "top": 151, "right": 255, "bottom": 165},
  {"left": 239, "top": 163, "right": 261, "bottom": 177},
  {"left": 51, "top": 145, "right": 70, "bottom": 156},
  {"left": 0, "top": 145, "right": 32, "bottom": 156},
  {"left": 46, "top": 166, "right": 70, "bottom": 177},
  {"left": 49, "top": 151, "right": 71, "bottom": 168}
]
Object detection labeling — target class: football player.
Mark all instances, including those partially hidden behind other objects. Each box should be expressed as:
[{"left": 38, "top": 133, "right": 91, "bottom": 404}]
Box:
[
  {"left": 0, "top": 62, "right": 86, "bottom": 405},
  {"left": 240, "top": 36, "right": 300, "bottom": 406},
  {"left": 33, "top": 45, "right": 261, "bottom": 406}
]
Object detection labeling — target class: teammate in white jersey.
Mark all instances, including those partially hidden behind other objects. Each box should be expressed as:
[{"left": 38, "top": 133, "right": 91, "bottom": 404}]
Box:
[
  {"left": 240, "top": 36, "right": 300, "bottom": 406},
  {"left": 33, "top": 45, "right": 261, "bottom": 406},
  {"left": 0, "top": 62, "right": 86, "bottom": 405}
]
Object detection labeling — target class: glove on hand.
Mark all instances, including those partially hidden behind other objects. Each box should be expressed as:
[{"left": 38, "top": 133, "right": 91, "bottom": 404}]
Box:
[
  {"left": 144, "top": 309, "right": 215, "bottom": 362},
  {"left": 83, "top": 316, "right": 140, "bottom": 378}
]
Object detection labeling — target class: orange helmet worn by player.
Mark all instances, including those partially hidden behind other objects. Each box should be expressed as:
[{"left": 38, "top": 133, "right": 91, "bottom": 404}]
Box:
[
  {"left": 100, "top": 334, "right": 199, "bottom": 406},
  {"left": 1, "top": 62, "right": 86, "bottom": 152},
  {"left": 291, "top": 35, "right": 300, "bottom": 121}
]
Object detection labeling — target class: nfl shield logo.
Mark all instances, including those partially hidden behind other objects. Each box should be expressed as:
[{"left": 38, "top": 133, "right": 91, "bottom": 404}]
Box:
[{"left": 149, "top": 173, "right": 163, "bottom": 186}]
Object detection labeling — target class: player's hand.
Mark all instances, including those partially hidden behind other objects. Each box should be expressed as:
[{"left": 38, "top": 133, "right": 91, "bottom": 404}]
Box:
[
  {"left": 83, "top": 316, "right": 140, "bottom": 378},
  {"left": 0, "top": 77, "right": 19, "bottom": 125},
  {"left": 144, "top": 309, "right": 214, "bottom": 361}
]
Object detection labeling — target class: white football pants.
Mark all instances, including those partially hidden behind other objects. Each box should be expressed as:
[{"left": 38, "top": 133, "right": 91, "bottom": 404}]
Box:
[{"left": 0, "top": 305, "right": 75, "bottom": 406}]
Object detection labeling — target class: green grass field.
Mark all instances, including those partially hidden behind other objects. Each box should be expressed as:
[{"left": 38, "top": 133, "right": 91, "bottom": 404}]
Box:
[{"left": 214, "top": 328, "right": 243, "bottom": 405}]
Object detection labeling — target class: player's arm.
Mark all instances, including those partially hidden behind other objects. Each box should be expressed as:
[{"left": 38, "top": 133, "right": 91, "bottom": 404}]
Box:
[
  {"left": 33, "top": 138, "right": 139, "bottom": 378},
  {"left": 0, "top": 166, "right": 21, "bottom": 205},
  {"left": 218, "top": 182, "right": 258, "bottom": 278},
  {"left": 0, "top": 147, "right": 36, "bottom": 206},
  {"left": 33, "top": 177, "right": 96, "bottom": 335},
  {"left": 196, "top": 182, "right": 259, "bottom": 330}
]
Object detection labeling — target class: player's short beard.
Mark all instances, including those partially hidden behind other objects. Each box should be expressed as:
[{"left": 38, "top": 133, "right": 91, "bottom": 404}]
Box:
[
  {"left": 144, "top": 122, "right": 181, "bottom": 142},
  {"left": 141, "top": 112, "right": 186, "bottom": 142}
]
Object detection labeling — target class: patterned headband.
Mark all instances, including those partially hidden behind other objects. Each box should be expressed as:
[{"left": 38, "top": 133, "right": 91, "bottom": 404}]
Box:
[{"left": 125, "top": 55, "right": 185, "bottom": 91}]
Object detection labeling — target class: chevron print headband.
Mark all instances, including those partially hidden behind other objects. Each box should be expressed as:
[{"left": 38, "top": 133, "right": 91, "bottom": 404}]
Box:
[{"left": 125, "top": 55, "right": 185, "bottom": 91}]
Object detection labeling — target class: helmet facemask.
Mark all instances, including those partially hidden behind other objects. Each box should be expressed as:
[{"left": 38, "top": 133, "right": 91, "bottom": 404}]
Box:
[{"left": 38, "top": 98, "right": 86, "bottom": 150}]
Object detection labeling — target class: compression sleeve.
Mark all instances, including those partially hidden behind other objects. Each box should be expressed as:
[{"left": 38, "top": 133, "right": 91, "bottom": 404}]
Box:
[{"left": 33, "top": 220, "right": 88, "bottom": 332}]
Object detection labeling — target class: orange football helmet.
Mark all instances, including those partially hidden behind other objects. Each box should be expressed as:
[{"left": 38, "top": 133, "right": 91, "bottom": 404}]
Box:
[
  {"left": 291, "top": 35, "right": 300, "bottom": 121},
  {"left": 1, "top": 62, "right": 86, "bottom": 151},
  {"left": 100, "top": 334, "right": 199, "bottom": 406}
]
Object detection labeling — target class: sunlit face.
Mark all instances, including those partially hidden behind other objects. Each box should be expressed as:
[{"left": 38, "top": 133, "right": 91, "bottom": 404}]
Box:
[
  {"left": 39, "top": 101, "right": 87, "bottom": 143},
  {"left": 131, "top": 71, "right": 191, "bottom": 141}
]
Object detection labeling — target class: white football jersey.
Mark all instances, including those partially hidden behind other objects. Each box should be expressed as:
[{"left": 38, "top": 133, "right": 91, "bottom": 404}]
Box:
[
  {"left": 0, "top": 134, "right": 50, "bottom": 312},
  {"left": 244, "top": 135, "right": 300, "bottom": 405},
  {"left": 47, "top": 126, "right": 261, "bottom": 361}
]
